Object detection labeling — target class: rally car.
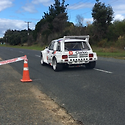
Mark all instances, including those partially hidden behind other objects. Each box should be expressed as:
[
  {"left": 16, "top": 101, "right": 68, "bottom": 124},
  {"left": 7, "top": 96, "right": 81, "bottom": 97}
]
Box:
[{"left": 40, "top": 35, "right": 97, "bottom": 71}]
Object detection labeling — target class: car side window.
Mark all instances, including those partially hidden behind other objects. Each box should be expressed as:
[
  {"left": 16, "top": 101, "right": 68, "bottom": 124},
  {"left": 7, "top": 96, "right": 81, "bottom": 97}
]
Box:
[
  {"left": 82, "top": 42, "right": 90, "bottom": 50},
  {"left": 49, "top": 41, "right": 54, "bottom": 50},
  {"left": 56, "top": 42, "right": 61, "bottom": 51}
]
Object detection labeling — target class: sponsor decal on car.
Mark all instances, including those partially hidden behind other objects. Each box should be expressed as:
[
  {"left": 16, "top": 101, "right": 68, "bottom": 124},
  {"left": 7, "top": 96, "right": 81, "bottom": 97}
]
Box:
[{"left": 69, "top": 51, "right": 73, "bottom": 55}]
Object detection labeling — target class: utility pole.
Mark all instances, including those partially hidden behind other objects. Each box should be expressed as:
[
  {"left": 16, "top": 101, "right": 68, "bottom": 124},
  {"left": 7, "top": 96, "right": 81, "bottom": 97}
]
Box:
[
  {"left": 25, "top": 21, "right": 31, "bottom": 35},
  {"left": 25, "top": 21, "right": 31, "bottom": 30},
  {"left": 25, "top": 21, "right": 31, "bottom": 45}
]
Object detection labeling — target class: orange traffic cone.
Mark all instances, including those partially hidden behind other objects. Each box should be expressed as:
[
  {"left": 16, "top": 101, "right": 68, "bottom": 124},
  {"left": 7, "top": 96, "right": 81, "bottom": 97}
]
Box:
[{"left": 20, "top": 58, "right": 32, "bottom": 82}]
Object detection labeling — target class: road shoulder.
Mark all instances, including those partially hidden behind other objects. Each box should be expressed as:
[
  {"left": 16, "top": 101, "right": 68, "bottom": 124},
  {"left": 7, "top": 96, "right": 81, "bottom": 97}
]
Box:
[{"left": 0, "top": 59, "right": 82, "bottom": 125}]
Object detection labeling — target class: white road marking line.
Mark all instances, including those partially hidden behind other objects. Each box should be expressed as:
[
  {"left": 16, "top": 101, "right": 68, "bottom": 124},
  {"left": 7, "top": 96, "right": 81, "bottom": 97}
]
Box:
[
  {"left": 94, "top": 68, "right": 113, "bottom": 74},
  {"left": 19, "top": 51, "right": 24, "bottom": 53},
  {"left": 35, "top": 55, "right": 40, "bottom": 57}
]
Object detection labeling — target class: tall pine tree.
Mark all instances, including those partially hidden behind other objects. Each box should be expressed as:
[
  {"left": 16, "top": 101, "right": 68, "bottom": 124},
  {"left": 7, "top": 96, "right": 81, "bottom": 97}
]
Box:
[
  {"left": 92, "top": 0, "right": 114, "bottom": 41},
  {"left": 34, "top": 0, "right": 69, "bottom": 44}
]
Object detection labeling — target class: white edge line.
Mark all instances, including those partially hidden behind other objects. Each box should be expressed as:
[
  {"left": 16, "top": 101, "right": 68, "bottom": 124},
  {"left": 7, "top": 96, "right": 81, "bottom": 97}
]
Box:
[
  {"left": 19, "top": 51, "right": 24, "bottom": 53},
  {"left": 94, "top": 68, "right": 113, "bottom": 74},
  {"left": 35, "top": 55, "right": 41, "bottom": 57}
]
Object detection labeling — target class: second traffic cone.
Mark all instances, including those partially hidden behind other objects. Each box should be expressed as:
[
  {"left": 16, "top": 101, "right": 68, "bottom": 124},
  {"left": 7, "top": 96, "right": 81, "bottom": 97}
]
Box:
[{"left": 20, "top": 58, "right": 32, "bottom": 82}]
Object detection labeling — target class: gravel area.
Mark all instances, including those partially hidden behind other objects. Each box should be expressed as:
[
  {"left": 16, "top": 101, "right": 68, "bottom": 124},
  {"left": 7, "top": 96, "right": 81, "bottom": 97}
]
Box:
[{"left": 0, "top": 58, "right": 83, "bottom": 125}]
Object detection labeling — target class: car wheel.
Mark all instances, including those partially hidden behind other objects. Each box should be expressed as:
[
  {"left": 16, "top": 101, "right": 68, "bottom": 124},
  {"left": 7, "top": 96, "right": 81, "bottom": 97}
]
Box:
[
  {"left": 52, "top": 58, "right": 63, "bottom": 71},
  {"left": 41, "top": 54, "right": 45, "bottom": 66},
  {"left": 85, "top": 61, "right": 96, "bottom": 69}
]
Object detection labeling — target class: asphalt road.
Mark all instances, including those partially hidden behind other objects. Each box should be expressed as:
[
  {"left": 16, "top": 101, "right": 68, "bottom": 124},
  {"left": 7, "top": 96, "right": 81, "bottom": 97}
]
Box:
[{"left": 0, "top": 46, "right": 125, "bottom": 125}]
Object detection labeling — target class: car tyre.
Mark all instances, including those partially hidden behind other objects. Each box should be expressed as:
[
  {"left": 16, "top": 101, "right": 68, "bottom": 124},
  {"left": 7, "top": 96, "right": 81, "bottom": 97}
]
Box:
[
  {"left": 41, "top": 54, "right": 45, "bottom": 66},
  {"left": 52, "top": 58, "right": 63, "bottom": 71},
  {"left": 85, "top": 61, "right": 96, "bottom": 69}
]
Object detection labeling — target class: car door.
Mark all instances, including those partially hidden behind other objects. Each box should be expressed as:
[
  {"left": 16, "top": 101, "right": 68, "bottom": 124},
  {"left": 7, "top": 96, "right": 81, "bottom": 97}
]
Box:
[
  {"left": 47, "top": 41, "right": 55, "bottom": 64},
  {"left": 55, "top": 41, "right": 62, "bottom": 62}
]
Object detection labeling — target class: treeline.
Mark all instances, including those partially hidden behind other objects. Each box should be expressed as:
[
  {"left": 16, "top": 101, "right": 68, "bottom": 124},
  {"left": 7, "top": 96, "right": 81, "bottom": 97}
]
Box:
[
  {"left": 1, "top": 0, "right": 125, "bottom": 49},
  {"left": 3, "top": 29, "right": 33, "bottom": 46},
  {"left": 87, "top": 19, "right": 125, "bottom": 48}
]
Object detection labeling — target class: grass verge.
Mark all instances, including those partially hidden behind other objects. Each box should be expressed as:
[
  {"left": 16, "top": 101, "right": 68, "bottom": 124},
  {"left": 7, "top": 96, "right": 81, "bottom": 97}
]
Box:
[
  {"left": 0, "top": 44, "right": 45, "bottom": 51},
  {"left": 92, "top": 46, "right": 125, "bottom": 59}
]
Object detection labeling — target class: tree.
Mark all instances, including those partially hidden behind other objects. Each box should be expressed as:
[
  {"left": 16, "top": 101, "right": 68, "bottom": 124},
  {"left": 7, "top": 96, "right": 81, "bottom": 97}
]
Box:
[
  {"left": 4, "top": 30, "right": 29, "bottom": 45},
  {"left": 52, "top": 13, "right": 68, "bottom": 32},
  {"left": 44, "top": 0, "right": 68, "bottom": 32},
  {"left": 34, "top": 0, "right": 69, "bottom": 44},
  {"left": 76, "top": 15, "right": 84, "bottom": 27},
  {"left": 107, "top": 20, "right": 125, "bottom": 48},
  {"left": 92, "top": 0, "right": 114, "bottom": 41},
  {"left": 43, "top": 0, "right": 68, "bottom": 19}
]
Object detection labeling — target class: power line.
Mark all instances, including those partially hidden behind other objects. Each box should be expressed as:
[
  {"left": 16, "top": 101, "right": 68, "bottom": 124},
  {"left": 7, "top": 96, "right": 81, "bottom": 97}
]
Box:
[
  {"left": 67, "top": 0, "right": 95, "bottom": 22},
  {"left": 68, "top": 0, "right": 120, "bottom": 21}
]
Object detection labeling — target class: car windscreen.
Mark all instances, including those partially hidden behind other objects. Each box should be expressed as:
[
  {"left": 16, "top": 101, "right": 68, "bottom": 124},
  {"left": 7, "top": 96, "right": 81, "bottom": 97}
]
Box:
[{"left": 65, "top": 41, "right": 90, "bottom": 51}]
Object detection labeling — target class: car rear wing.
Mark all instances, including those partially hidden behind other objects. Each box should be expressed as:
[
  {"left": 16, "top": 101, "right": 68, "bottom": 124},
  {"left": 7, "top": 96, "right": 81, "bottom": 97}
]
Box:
[{"left": 62, "top": 35, "right": 89, "bottom": 42}]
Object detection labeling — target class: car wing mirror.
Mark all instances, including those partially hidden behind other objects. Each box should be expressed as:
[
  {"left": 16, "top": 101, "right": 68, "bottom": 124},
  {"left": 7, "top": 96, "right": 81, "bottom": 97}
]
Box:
[{"left": 52, "top": 50, "right": 56, "bottom": 54}]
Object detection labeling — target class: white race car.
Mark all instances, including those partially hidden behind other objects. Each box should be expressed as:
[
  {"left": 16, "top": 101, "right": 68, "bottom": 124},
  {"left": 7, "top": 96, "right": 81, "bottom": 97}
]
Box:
[{"left": 40, "top": 36, "right": 97, "bottom": 71}]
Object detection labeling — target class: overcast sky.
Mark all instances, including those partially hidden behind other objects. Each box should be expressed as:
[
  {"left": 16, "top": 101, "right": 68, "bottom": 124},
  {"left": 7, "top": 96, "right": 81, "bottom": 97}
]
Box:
[{"left": 0, "top": 0, "right": 125, "bottom": 38}]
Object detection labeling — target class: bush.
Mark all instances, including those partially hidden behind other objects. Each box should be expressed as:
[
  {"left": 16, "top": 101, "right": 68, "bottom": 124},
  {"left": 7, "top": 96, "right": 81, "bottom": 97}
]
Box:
[
  {"left": 97, "top": 39, "right": 109, "bottom": 47},
  {"left": 115, "top": 36, "right": 125, "bottom": 49}
]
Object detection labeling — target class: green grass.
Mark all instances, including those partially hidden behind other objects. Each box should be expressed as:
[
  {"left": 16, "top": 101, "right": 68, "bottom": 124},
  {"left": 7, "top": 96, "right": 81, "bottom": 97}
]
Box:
[
  {"left": 1, "top": 44, "right": 125, "bottom": 59},
  {"left": 0, "top": 44, "right": 45, "bottom": 51},
  {"left": 92, "top": 46, "right": 125, "bottom": 59}
]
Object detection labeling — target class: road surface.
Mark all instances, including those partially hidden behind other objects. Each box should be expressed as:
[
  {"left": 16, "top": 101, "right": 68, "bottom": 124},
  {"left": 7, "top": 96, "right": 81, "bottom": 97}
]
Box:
[{"left": 0, "top": 46, "right": 125, "bottom": 125}]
